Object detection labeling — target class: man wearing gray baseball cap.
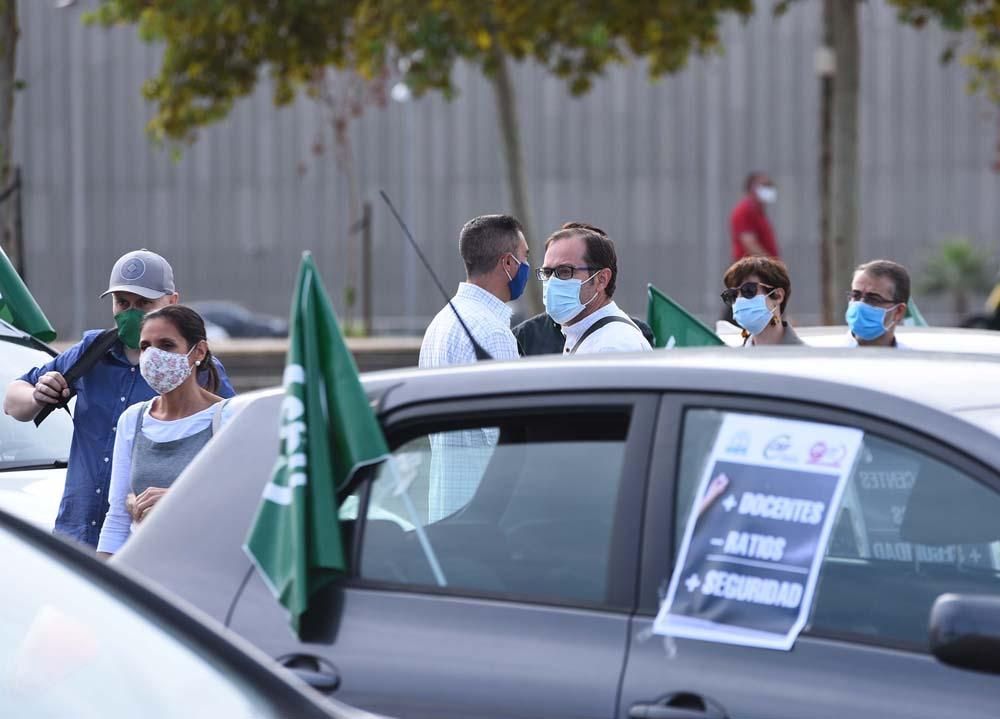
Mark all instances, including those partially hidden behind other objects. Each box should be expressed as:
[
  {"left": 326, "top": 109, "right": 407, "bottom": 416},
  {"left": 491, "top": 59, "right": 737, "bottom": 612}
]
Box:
[{"left": 4, "top": 249, "right": 235, "bottom": 548}]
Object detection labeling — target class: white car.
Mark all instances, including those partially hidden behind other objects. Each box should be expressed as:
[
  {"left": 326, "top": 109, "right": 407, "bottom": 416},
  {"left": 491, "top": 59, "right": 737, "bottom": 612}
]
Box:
[
  {"left": 717, "top": 322, "right": 1000, "bottom": 353},
  {"left": 0, "top": 321, "right": 71, "bottom": 530}
]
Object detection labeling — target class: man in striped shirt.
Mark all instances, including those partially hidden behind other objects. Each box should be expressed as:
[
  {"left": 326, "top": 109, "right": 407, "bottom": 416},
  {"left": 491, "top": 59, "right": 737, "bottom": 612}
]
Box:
[{"left": 419, "top": 215, "right": 529, "bottom": 520}]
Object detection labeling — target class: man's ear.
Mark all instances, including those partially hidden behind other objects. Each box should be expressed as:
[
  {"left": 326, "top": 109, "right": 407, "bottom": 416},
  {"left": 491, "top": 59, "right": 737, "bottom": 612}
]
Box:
[
  {"left": 167, "top": 293, "right": 180, "bottom": 305},
  {"left": 596, "top": 268, "right": 611, "bottom": 293},
  {"left": 894, "top": 303, "right": 908, "bottom": 324}
]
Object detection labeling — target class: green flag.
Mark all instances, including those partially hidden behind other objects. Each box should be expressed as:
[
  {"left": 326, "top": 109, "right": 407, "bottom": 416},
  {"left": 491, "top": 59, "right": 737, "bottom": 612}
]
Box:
[
  {"left": 903, "top": 299, "right": 928, "bottom": 327},
  {"left": 647, "top": 284, "right": 725, "bottom": 348},
  {"left": 244, "top": 252, "right": 388, "bottom": 633},
  {"left": 0, "top": 245, "right": 55, "bottom": 342}
]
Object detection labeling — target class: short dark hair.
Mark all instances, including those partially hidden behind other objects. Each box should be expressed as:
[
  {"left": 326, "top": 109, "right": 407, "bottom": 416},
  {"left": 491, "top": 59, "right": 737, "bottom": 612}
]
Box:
[
  {"left": 141, "top": 304, "right": 219, "bottom": 393},
  {"left": 545, "top": 227, "right": 618, "bottom": 299},
  {"left": 459, "top": 215, "right": 523, "bottom": 277},
  {"left": 723, "top": 256, "right": 792, "bottom": 314},
  {"left": 856, "top": 260, "right": 911, "bottom": 304},
  {"left": 744, "top": 171, "right": 765, "bottom": 193},
  {"left": 560, "top": 221, "right": 607, "bottom": 236}
]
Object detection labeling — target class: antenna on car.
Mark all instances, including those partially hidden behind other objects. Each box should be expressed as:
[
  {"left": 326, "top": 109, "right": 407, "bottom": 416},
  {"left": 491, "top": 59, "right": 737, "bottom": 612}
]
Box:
[{"left": 379, "top": 190, "right": 493, "bottom": 361}]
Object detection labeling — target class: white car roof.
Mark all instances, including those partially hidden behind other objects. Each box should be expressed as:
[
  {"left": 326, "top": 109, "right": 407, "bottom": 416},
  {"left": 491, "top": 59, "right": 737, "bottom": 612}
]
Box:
[{"left": 716, "top": 323, "right": 1000, "bottom": 355}]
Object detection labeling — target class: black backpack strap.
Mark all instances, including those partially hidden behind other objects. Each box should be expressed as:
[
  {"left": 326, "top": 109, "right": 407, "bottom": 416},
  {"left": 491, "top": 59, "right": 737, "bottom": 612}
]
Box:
[
  {"left": 569, "top": 316, "right": 640, "bottom": 355},
  {"left": 34, "top": 328, "right": 120, "bottom": 427}
]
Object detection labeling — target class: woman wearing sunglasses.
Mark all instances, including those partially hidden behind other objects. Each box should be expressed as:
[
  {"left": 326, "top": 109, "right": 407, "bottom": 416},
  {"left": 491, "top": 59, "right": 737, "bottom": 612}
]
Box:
[{"left": 721, "top": 256, "right": 802, "bottom": 346}]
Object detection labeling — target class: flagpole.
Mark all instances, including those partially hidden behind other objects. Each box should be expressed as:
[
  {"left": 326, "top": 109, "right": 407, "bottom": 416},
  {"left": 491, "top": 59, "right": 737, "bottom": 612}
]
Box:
[
  {"left": 379, "top": 190, "right": 494, "bottom": 361},
  {"left": 387, "top": 458, "right": 447, "bottom": 587}
]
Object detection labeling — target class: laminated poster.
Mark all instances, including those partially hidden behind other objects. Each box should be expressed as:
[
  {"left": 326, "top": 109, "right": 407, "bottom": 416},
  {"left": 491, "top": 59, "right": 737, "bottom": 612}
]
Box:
[{"left": 654, "top": 413, "right": 864, "bottom": 650}]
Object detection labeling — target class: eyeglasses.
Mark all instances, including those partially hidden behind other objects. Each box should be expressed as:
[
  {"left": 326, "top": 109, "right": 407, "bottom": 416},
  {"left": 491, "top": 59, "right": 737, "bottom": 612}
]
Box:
[
  {"left": 720, "top": 281, "right": 774, "bottom": 306},
  {"left": 535, "top": 265, "right": 599, "bottom": 281},
  {"left": 847, "top": 290, "right": 896, "bottom": 306}
]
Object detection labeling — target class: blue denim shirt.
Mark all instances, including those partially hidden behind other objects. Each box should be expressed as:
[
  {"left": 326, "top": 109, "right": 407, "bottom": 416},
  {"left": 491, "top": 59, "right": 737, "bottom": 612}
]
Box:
[{"left": 19, "top": 330, "right": 235, "bottom": 547}]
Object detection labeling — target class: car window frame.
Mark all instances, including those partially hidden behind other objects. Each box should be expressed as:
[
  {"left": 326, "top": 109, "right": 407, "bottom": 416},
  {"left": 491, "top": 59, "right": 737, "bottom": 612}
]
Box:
[
  {"left": 344, "top": 391, "right": 661, "bottom": 614},
  {"left": 640, "top": 391, "right": 1000, "bottom": 653}
]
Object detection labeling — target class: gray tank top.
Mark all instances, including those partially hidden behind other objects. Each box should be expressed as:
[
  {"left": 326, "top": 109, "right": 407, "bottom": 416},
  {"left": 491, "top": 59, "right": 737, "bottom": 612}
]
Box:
[{"left": 130, "top": 399, "right": 229, "bottom": 495}]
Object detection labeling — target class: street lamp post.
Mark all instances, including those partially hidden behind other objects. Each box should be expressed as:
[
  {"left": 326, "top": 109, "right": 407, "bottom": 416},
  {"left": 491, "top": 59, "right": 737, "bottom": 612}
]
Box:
[{"left": 392, "top": 81, "right": 419, "bottom": 333}]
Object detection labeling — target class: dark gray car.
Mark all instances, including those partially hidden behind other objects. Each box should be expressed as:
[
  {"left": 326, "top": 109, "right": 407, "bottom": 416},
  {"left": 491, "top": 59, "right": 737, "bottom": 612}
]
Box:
[{"left": 116, "top": 349, "right": 1000, "bottom": 718}]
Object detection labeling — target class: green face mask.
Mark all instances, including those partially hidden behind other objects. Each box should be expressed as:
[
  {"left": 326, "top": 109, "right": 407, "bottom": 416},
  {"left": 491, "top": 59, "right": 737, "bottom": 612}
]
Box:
[{"left": 115, "top": 308, "right": 144, "bottom": 349}]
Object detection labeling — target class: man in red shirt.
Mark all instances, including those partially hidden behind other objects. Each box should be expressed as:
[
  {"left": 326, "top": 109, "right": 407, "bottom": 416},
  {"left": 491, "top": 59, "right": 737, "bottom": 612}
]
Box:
[{"left": 730, "top": 171, "right": 779, "bottom": 261}]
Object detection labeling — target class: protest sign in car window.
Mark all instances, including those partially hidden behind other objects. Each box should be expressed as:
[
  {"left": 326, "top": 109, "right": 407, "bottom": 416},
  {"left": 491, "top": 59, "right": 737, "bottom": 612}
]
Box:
[{"left": 655, "top": 413, "right": 863, "bottom": 650}]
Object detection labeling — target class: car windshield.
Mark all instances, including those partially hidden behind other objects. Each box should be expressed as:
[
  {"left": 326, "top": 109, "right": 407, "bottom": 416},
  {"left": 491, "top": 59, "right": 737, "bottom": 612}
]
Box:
[
  {"left": 0, "top": 524, "right": 279, "bottom": 718},
  {"left": 0, "top": 340, "right": 73, "bottom": 470}
]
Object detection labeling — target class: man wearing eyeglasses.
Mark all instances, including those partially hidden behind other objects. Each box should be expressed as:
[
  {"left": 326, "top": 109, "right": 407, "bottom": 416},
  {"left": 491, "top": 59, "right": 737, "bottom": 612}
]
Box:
[
  {"left": 845, "top": 260, "right": 910, "bottom": 348},
  {"left": 536, "top": 226, "right": 651, "bottom": 355},
  {"left": 513, "top": 222, "right": 655, "bottom": 355}
]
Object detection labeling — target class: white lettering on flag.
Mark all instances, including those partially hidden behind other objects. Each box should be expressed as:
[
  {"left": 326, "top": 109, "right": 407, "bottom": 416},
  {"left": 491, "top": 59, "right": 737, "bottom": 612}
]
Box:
[
  {"left": 262, "top": 473, "right": 309, "bottom": 506},
  {"left": 262, "top": 362, "right": 311, "bottom": 506},
  {"left": 281, "top": 420, "right": 306, "bottom": 453},
  {"left": 283, "top": 364, "right": 305, "bottom": 387}
]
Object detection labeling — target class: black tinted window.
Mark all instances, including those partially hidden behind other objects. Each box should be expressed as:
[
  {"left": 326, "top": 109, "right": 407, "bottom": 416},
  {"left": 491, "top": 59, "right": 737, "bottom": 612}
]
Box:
[{"left": 360, "top": 411, "right": 631, "bottom": 606}]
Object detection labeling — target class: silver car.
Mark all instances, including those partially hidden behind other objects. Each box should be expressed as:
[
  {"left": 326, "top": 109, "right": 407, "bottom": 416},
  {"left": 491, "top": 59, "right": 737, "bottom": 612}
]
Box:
[
  {"left": 117, "top": 349, "right": 1000, "bottom": 718},
  {"left": 0, "top": 506, "right": 383, "bottom": 718}
]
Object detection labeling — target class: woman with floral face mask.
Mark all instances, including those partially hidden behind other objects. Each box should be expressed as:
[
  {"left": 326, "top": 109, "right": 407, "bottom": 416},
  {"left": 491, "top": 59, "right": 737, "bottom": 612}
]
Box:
[
  {"left": 97, "top": 305, "right": 235, "bottom": 557},
  {"left": 721, "top": 256, "right": 802, "bottom": 346}
]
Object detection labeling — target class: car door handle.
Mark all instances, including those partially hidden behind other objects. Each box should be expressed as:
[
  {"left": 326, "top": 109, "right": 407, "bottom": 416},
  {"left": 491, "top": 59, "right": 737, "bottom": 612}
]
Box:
[
  {"left": 630, "top": 693, "right": 727, "bottom": 719},
  {"left": 277, "top": 654, "right": 341, "bottom": 693}
]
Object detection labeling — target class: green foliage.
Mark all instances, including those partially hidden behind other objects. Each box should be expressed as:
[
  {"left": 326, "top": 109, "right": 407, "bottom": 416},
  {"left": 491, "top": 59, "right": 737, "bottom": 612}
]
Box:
[
  {"left": 87, "top": 0, "right": 753, "bottom": 142},
  {"left": 919, "top": 236, "right": 996, "bottom": 296},
  {"left": 919, "top": 236, "right": 996, "bottom": 318},
  {"left": 890, "top": 2, "right": 1000, "bottom": 114},
  {"left": 890, "top": 0, "right": 971, "bottom": 32}
]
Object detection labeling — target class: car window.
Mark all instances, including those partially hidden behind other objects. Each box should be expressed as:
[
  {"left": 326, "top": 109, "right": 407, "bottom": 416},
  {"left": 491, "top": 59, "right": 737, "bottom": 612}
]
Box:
[
  {"left": 674, "top": 409, "right": 1000, "bottom": 649},
  {"left": 0, "top": 526, "right": 278, "bottom": 718},
  {"left": 0, "top": 341, "right": 73, "bottom": 469},
  {"left": 356, "top": 409, "right": 631, "bottom": 606}
]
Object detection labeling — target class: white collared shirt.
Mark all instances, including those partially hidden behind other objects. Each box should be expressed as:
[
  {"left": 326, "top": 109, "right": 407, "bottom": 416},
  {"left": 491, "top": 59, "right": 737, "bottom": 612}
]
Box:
[
  {"left": 419, "top": 282, "right": 520, "bottom": 367},
  {"left": 562, "top": 301, "right": 653, "bottom": 354},
  {"left": 419, "top": 283, "right": 519, "bottom": 521}
]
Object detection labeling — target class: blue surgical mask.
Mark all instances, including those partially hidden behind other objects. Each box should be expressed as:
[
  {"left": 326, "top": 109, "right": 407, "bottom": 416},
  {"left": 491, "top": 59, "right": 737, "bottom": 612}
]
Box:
[
  {"left": 505, "top": 255, "right": 530, "bottom": 301},
  {"left": 846, "top": 300, "right": 898, "bottom": 341},
  {"left": 732, "top": 294, "right": 776, "bottom": 336},
  {"left": 543, "top": 272, "right": 599, "bottom": 325}
]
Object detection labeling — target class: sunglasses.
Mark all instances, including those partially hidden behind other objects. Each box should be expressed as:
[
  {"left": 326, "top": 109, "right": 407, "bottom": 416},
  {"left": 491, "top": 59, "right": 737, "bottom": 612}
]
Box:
[{"left": 720, "top": 281, "right": 775, "bottom": 306}]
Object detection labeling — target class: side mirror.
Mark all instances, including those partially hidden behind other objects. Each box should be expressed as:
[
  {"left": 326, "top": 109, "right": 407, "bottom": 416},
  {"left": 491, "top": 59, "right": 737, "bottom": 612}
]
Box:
[{"left": 930, "top": 593, "right": 1000, "bottom": 675}]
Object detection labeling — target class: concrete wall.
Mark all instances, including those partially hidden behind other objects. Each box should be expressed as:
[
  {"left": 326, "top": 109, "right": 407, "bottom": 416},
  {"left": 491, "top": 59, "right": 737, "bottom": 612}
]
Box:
[{"left": 13, "top": 0, "right": 1000, "bottom": 339}]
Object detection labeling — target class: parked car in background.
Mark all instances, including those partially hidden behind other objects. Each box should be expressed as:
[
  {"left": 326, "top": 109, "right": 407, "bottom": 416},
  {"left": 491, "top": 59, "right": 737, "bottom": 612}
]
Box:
[
  {"left": 189, "top": 301, "right": 288, "bottom": 338},
  {"left": 118, "top": 349, "right": 1000, "bottom": 719},
  {"left": 0, "top": 320, "right": 70, "bottom": 530},
  {"left": 0, "top": 505, "right": 384, "bottom": 718}
]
